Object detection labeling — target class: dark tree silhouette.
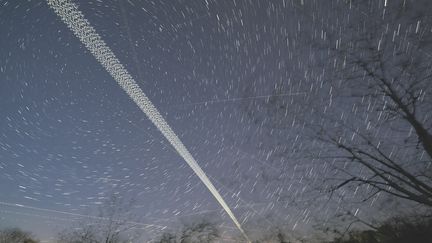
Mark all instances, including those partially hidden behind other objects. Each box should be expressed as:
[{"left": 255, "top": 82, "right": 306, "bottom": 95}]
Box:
[
  {"left": 57, "top": 193, "right": 141, "bottom": 243},
  {"left": 244, "top": 0, "right": 432, "bottom": 208},
  {"left": 153, "top": 220, "right": 220, "bottom": 243},
  {"left": 154, "top": 232, "right": 177, "bottom": 243},
  {"left": 313, "top": 0, "right": 432, "bottom": 207},
  {"left": 179, "top": 221, "right": 219, "bottom": 243},
  {"left": 326, "top": 214, "right": 432, "bottom": 243},
  {"left": 0, "top": 228, "right": 38, "bottom": 243}
]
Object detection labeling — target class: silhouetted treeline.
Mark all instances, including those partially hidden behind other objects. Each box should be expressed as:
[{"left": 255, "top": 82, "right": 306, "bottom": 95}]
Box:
[
  {"left": 2, "top": 214, "right": 432, "bottom": 242},
  {"left": 0, "top": 227, "right": 38, "bottom": 243},
  {"left": 326, "top": 215, "right": 432, "bottom": 243}
]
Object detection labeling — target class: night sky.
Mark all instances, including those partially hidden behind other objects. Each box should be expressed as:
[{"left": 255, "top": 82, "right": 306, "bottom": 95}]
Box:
[{"left": 1, "top": 0, "right": 430, "bottom": 242}]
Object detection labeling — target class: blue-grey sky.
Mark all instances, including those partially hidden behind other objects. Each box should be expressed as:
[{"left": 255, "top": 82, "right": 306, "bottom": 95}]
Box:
[{"left": 1, "top": 0, "right": 431, "bottom": 242}]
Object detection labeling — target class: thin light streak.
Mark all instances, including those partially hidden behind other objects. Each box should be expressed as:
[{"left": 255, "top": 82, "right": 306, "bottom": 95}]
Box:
[
  {"left": 0, "top": 201, "right": 166, "bottom": 229},
  {"left": 171, "top": 92, "right": 307, "bottom": 107}
]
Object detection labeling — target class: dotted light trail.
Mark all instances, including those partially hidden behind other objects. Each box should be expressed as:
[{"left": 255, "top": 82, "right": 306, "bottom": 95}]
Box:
[{"left": 46, "top": 0, "right": 250, "bottom": 241}]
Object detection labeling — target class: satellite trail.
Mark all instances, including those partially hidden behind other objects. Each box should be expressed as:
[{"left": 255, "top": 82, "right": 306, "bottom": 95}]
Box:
[{"left": 46, "top": 0, "right": 250, "bottom": 241}]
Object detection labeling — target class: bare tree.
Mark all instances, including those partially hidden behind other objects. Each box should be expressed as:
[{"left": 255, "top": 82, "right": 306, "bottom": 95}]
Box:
[
  {"left": 57, "top": 225, "right": 98, "bottom": 243},
  {"left": 251, "top": 230, "right": 292, "bottom": 243},
  {"left": 179, "top": 221, "right": 219, "bottom": 243},
  {"left": 313, "top": 0, "right": 432, "bottom": 207},
  {"left": 58, "top": 193, "right": 141, "bottom": 243},
  {"left": 244, "top": 0, "right": 432, "bottom": 208},
  {"left": 153, "top": 232, "right": 177, "bottom": 243},
  {"left": 0, "top": 228, "right": 38, "bottom": 243},
  {"left": 153, "top": 219, "right": 220, "bottom": 243}
]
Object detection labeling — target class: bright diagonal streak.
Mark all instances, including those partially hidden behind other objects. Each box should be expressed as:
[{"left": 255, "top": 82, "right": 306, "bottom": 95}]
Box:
[{"left": 46, "top": 0, "right": 250, "bottom": 242}]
